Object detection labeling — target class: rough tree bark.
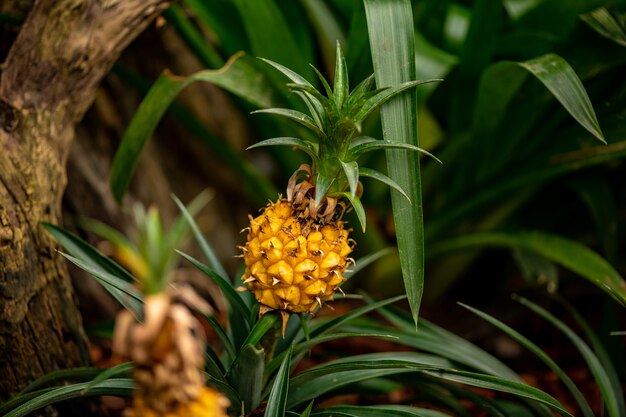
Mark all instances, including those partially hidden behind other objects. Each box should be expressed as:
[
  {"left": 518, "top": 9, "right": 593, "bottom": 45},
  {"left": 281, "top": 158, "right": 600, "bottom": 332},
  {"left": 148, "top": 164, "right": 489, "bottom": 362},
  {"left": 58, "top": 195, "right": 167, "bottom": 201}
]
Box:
[{"left": 0, "top": 0, "right": 169, "bottom": 401}]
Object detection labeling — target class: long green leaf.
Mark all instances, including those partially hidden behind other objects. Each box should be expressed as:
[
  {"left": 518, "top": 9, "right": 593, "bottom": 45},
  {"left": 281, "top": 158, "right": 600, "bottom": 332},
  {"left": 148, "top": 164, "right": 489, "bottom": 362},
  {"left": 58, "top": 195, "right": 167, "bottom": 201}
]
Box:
[
  {"left": 163, "top": 5, "right": 223, "bottom": 69},
  {"left": 425, "top": 137, "right": 626, "bottom": 240},
  {"left": 349, "top": 140, "right": 441, "bottom": 163},
  {"left": 205, "top": 347, "right": 228, "bottom": 383},
  {"left": 558, "top": 298, "right": 626, "bottom": 416},
  {"left": 364, "top": 0, "right": 425, "bottom": 328},
  {"left": 582, "top": 7, "right": 626, "bottom": 47},
  {"left": 247, "top": 137, "right": 318, "bottom": 161},
  {"left": 459, "top": 303, "right": 593, "bottom": 417},
  {"left": 341, "top": 160, "right": 359, "bottom": 199},
  {"left": 343, "top": 247, "right": 394, "bottom": 279},
  {"left": 354, "top": 79, "right": 442, "bottom": 123},
  {"left": 82, "top": 363, "right": 133, "bottom": 394},
  {"left": 177, "top": 251, "right": 251, "bottom": 318},
  {"left": 205, "top": 314, "right": 236, "bottom": 362},
  {"left": 239, "top": 312, "right": 279, "bottom": 348},
  {"left": 265, "top": 343, "right": 293, "bottom": 417},
  {"left": 358, "top": 168, "right": 411, "bottom": 203},
  {"left": 4, "top": 379, "right": 134, "bottom": 417},
  {"left": 429, "top": 231, "right": 626, "bottom": 306},
  {"left": 15, "top": 368, "right": 103, "bottom": 396},
  {"left": 43, "top": 223, "right": 135, "bottom": 283},
  {"left": 267, "top": 331, "right": 398, "bottom": 374},
  {"left": 311, "top": 405, "right": 452, "bottom": 417},
  {"left": 59, "top": 253, "right": 143, "bottom": 319},
  {"left": 287, "top": 353, "right": 570, "bottom": 415},
  {"left": 342, "top": 321, "right": 519, "bottom": 380},
  {"left": 426, "top": 370, "right": 572, "bottom": 417},
  {"left": 0, "top": 389, "right": 54, "bottom": 416},
  {"left": 110, "top": 53, "right": 277, "bottom": 203},
  {"left": 206, "top": 374, "right": 242, "bottom": 410},
  {"left": 171, "top": 195, "right": 228, "bottom": 281},
  {"left": 300, "top": 401, "right": 315, "bottom": 417},
  {"left": 306, "top": 295, "right": 405, "bottom": 340},
  {"left": 252, "top": 108, "right": 323, "bottom": 137},
  {"left": 514, "top": 296, "right": 622, "bottom": 417},
  {"left": 113, "top": 64, "right": 277, "bottom": 205},
  {"left": 233, "top": 0, "right": 312, "bottom": 85},
  {"left": 287, "top": 358, "right": 443, "bottom": 408},
  {"left": 518, "top": 54, "right": 605, "bottom": 143}
]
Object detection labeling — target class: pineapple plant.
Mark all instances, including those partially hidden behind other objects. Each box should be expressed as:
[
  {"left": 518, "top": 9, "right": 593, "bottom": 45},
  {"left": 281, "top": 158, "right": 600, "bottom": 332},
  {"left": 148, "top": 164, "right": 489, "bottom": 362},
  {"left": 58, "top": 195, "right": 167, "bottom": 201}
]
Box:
[
  {"left": 240, "top": 43, "right": 440, "bottom": 329},
  {"left": 77, "top": 198, "right": 231, "bottom": 417}
]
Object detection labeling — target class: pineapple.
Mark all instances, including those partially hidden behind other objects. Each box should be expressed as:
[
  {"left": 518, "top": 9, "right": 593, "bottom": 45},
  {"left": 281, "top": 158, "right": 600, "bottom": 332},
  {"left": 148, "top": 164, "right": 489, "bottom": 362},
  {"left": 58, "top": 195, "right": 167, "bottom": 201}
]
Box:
[
  {"left": 115, "top": 292, "right": 229, "bottom": 417},
  {"left": 100, "top": 200, "right": 230, "bottom": 417},
  {"left": 240, "top": 44, "right": 439, "bottom": 326},
  {"left": 242, "top": 192, "right": 352, "bottom": 316}
]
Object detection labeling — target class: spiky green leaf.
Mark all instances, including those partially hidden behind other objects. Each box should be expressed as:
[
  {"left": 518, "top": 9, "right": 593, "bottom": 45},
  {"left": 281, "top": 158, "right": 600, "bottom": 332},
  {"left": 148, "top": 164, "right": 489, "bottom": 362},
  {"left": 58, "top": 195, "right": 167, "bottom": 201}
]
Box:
[
  {"left": 358, "top": 168, "right": 411, "bottom": 203},
  {"left": 353, "top": 79, "right": 442, "bottom": 123},
  {"left": 314, "top": 173, "right": 335, "bottom": 209},
  {"left": 349, "top": 139, "right": 441, "bottom": 163},
  {"left": 334, "top": 41, "right": 349, "bottom": 110},
  {"left": 252, "top": 108, "right": 324, "bottom": 138},
  {"left": 43, "top": 223, "right": 136, "bottom": 283},
  {"left": 340, "top": 160, "right": 359, "bottom": 199},
  {"left": 310, "top": 64, "right": 334, "bottom": 101},
  {"left": 247, "top": 137, "right": 319, "bottom": 163},
  {"left": 338, "top": 192, "right": 366, "bottom": 232}
]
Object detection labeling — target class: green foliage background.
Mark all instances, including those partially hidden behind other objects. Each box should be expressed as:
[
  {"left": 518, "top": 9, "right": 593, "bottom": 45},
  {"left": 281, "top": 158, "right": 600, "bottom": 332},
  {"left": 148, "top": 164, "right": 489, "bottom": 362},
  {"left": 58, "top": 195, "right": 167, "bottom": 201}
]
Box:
[
  {"left": 4, "top": 0, "right": 626, "bottom": 416},
  {"left": 112, "top": 0, "right": 626, "bottom": 308}
]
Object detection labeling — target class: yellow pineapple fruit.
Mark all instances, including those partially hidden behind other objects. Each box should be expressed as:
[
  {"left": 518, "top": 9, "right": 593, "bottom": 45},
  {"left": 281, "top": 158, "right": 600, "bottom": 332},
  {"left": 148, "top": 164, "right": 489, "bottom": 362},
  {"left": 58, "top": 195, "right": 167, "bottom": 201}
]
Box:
[
  {"left": 242, "top": 194, "right": 353, "bottom": 316},
  {"left": 240, "top": 44, "right": 438, "bottom": 325}
]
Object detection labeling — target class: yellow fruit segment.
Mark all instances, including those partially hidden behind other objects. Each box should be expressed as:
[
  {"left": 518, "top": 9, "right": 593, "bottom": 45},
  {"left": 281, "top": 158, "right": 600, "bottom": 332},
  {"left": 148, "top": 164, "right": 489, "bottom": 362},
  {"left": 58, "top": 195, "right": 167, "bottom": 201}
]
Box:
[{"left": 241, "top": 199, "right": 353, "bottom": 314}]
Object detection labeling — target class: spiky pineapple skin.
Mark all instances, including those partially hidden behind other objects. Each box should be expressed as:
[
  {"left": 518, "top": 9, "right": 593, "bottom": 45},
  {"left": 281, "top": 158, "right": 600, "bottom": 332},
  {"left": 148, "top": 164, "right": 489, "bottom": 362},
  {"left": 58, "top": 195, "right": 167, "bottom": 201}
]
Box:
[{"left": 242, "top": 199, "right": 352, "bottom": 313}]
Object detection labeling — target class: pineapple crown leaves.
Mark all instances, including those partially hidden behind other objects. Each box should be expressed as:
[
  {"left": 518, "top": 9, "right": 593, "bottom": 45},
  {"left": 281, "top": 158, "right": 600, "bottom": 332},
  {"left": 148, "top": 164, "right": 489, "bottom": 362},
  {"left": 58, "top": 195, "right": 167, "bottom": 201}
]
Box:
[
  {"left": 249, "top": 42, "right": 441, "bottom": 231},
  {"left": 77, "top": 192, "right": 212, "bottom": 294}
]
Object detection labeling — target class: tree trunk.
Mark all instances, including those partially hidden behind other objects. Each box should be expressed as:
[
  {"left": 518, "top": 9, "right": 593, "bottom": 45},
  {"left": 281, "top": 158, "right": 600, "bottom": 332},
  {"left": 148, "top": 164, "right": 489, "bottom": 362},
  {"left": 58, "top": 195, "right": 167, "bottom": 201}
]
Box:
[{"left": 0, "top": 0, "right": 168, "bottom": 401}]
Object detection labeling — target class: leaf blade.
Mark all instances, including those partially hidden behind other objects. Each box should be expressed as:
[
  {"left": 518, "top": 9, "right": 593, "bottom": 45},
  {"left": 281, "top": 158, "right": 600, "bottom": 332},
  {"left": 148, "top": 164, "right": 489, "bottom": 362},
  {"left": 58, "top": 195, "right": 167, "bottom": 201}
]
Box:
[
  {"left": 264, "top": 343, "right": 293, "bottom": 417},
  {"left": 364, "top": 0, "right": 425, "bottom": 328},
  {"left": 110, "top": 53, "right": 276, "bottom": 203},
  {"left": 518, "top": 53, "right": 605, "bottom": 143},
  {"left": 429, "top": 231, "right": 626, "bottom": 306}
]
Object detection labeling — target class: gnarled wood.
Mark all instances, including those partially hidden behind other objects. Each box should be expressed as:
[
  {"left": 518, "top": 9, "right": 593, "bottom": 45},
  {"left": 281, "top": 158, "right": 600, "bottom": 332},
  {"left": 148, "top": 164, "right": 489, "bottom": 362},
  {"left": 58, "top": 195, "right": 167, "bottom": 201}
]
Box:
[{"left": 0, "top": 0, "right": 169, "bottom": 401}]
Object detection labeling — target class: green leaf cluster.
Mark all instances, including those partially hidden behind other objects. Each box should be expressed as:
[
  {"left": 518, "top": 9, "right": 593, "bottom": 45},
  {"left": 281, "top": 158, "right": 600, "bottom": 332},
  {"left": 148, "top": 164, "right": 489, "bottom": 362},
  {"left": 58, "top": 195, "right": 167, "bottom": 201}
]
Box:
[
  {"left": 249, "top": 43, "right": 440, "bottom": 233},
  {"left": 6, "top": 200, "right": 619, "bottom": 417}
]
